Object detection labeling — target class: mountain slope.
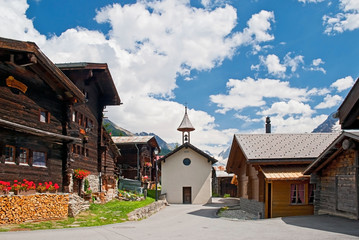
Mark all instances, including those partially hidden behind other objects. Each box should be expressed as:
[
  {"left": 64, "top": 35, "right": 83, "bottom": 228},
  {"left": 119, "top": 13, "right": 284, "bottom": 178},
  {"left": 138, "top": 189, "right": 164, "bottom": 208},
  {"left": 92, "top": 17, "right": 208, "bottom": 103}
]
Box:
[{"left": 312, "top": 112, "right": 341, "bottom": 133}]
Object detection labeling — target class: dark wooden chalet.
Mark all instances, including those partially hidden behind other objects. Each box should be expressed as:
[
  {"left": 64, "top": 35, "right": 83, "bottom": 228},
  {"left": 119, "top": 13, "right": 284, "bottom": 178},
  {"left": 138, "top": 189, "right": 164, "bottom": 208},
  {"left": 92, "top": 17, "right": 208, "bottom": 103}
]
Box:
[
  {"left": 0, "top": 38, "right": 85, "bottom": 189},
  {"left": 303, "top": 77, "right": 359, "bottom": 219},
  {"left": 226, "top": 133, "right": 339, "bottom": 218},
  {"left": 112, "top": 136, "right": 160, "bottom": 182},
  {"left": 56, "top": 63, "right": 121, "bottom": 194}
]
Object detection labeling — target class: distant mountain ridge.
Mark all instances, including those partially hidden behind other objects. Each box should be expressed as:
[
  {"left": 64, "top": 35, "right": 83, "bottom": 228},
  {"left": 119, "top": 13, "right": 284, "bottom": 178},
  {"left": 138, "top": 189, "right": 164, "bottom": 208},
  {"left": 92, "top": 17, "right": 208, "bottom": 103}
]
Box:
[
  {"left": 103, "top": 119, "right": 175, "bottom": 156},
  {"left": 312, "top": 112, "right": 341, "bottom": 133}
]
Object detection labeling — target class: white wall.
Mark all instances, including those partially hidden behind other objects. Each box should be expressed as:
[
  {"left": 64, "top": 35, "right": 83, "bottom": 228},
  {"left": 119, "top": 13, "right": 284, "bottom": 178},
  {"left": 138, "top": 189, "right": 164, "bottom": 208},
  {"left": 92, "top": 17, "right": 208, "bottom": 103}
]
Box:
[{"left": 161, "top": 147, "right": 213, "bottom": 204}]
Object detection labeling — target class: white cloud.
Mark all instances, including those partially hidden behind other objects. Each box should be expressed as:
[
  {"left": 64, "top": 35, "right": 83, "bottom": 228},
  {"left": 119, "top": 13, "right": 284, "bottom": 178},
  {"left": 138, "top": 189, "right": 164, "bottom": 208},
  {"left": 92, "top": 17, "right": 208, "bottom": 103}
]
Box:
[
  {"left": 271, "top": 114, "right": 328, "bottom": 133},
  {"left": 312, "top": 58, "right": 324, "bottom": 66},
  {"left": 315, "top": 94, "right": 343, "bottom": 109},
  {"left": 309, "top": 58, "right": 326, "bottom": 73},
  {"left": 298, "top": 0, "right": 325, "bottom": 3},
  {"left": 252, "top": 53, "right": 304, "bottom": 78},
  {"left": 260, "top": 100, "right": 315, "bottom": 117},
  {"left": 324, "top": 0, "right": 359, "bottom": 34},
  {"left": 262, "top": 54, "right": 286, "bottom": 77},
  {"left": 0, "top": 0, "right": 278, "bottom": 155},
  {"left": 331, "top": 76, "right": 355, "bottom": 92},
  {"left": 210, "top": 77, "right": 315, "bottom": 114}
]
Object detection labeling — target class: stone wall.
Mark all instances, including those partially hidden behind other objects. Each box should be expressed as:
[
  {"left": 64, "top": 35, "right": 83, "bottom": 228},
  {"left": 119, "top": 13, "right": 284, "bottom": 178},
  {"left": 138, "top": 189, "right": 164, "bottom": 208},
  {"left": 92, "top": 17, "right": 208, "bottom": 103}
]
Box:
[
  {"left": 127, "top": 200, "right": 167, "bottom": 221},
  {"left": 68, "top": 193, "right": 90, "bottom": 217},
  {"left": 239, "top": 197, "right": 265, "bottom": 219},
  {"left": 0, "top": 194, "right": 68, "bottom": 224}
]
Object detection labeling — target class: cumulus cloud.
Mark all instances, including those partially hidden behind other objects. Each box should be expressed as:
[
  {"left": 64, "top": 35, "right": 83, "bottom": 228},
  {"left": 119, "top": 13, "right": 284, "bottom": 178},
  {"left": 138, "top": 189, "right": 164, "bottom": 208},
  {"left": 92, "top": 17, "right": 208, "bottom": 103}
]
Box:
[
  {"left": 315, "top": 94, "right": 343, "bottom": 109},
  {"left": 298, "top": 0, "right": 325, "bottom": 3},
  {"left": 324, "top": 0, "right": 359, "bottom": 34},
  {"left": 331, "top": 76, "right": 355, "bottom": 92},
  {"left": 0, "top": 0, "right": 279, "bottom": 155},
  {"left": 210, "top": 77, "right": 332, "bottom": 133},
  {"left": 251, "top": 53, "right": 304, "bottom": 78},
  {"left": 210, "top": 77, "right": 316, "bottom": 114},
  {"left": 260, "top": 100, "right": 315, "bottom": 117},
  {"left": 308, "top": 58, "right": 326, "bottom": 73}
]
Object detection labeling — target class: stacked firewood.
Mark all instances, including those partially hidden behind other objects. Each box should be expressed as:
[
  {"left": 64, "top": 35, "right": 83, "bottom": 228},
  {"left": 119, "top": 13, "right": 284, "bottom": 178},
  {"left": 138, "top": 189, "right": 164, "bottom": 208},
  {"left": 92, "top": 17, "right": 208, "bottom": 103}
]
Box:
[{"left": 0, "top": 194, "right": 69, "bottom": 224}]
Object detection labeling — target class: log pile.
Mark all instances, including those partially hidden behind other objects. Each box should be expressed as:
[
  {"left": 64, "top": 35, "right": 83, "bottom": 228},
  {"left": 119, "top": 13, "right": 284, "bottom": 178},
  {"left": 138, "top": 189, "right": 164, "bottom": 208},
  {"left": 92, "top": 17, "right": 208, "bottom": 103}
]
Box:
[{"left": 0, "top": 194, "right": 69, "bottom": 224}]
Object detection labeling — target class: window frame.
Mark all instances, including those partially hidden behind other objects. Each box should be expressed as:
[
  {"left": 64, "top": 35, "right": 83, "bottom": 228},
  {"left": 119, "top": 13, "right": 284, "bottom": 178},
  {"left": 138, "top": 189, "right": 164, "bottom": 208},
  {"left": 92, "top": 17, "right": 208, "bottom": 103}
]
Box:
[
  {"left": 39, "top": 109, "right": 50, "bottom": 123},
  {"left": 32, "top": 151, "right": 47, "bottom": 167},
  {"left": 4, "top": 145, "right": 15, "bottom": 163},
  {"left": 290, "top": 184, "right": 305, "bottom": 205},
  {"left": 19, "top": 147, "right": 29, "bottom": 165}
]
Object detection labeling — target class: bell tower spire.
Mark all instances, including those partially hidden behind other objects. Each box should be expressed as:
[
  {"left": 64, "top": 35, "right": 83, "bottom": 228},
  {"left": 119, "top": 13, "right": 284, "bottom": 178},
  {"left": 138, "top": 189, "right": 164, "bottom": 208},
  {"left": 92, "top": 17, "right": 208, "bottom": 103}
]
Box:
[{"left": 177, "top": 105, "right": 195, "bottom": 144}]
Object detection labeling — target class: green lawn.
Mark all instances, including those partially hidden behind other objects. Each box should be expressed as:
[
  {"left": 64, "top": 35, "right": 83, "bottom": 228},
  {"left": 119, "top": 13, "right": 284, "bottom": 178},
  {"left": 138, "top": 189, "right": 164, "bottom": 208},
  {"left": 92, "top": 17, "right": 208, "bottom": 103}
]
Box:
[{"left": 0, "top": 198, "right": 155, "bottom": 232}]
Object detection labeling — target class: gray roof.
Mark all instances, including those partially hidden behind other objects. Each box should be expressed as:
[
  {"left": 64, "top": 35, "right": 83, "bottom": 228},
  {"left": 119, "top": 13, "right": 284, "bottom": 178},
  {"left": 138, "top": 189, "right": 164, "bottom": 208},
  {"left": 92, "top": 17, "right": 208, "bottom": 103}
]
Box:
[
  {"left": 304, "top": 130, "right": 359, "bottom": 174},
  {"left": 112, "top": 136, "right": 155, "bottom": 144},
  {"left": 177, "top": 107, "right": 195, "bottom": 132},
  {"left": 235, "top": 133, "right": 341, "bottom": 161}
]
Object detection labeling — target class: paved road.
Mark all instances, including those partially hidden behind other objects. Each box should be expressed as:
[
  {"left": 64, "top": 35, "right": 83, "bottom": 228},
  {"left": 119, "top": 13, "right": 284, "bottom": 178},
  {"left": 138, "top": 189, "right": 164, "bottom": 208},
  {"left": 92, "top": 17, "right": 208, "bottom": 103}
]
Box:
[{"left": 1, "top": 198, "right": 359, "bottom": 240}]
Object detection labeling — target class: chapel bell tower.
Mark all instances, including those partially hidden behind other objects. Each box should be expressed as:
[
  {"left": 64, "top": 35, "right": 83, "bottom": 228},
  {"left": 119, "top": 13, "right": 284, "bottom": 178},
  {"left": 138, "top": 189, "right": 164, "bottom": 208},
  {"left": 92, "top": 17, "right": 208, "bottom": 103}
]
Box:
[{"left": 177, "top": 106, "right": 195, "bottom": 144}]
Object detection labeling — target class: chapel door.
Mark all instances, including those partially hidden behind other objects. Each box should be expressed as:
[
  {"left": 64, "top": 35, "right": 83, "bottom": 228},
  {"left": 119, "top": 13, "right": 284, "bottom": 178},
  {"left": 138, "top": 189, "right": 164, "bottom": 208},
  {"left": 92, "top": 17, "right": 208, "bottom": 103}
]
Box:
[{"left": 183, "top": 187, "right": 192, "bottom": 204}]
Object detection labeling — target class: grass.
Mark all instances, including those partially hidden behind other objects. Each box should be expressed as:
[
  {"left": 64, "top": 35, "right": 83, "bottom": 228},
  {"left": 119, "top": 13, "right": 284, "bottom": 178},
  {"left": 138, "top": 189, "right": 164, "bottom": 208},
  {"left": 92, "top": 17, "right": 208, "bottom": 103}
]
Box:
[{"left": 0, "top": 198, "right": 155, "bottom": 232}]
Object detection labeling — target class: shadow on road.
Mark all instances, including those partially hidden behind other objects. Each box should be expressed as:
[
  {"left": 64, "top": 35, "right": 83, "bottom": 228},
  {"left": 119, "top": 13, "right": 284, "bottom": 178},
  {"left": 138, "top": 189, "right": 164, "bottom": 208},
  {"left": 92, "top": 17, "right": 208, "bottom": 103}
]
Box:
[
  {"left": 187, "top": 209, "right": 219, "bottom": 219},
  {"left": 282, "top": 215, "right": 359, "bottom": 237}
]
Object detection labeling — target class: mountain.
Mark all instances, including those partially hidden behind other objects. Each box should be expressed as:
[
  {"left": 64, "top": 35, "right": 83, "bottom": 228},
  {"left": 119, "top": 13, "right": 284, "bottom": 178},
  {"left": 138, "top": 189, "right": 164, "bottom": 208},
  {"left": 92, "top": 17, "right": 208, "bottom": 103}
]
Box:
[
  {"left": 135, "top": 132, "right": 175, "bottom": 156},
  {"left": 103, "top": 119, "right": 175, "bottom": 156},
  {"left": 312, "top": 112, "right": 341, "bottom": 133},
  {"left": 103, "top": 119, "right": 134, "bottom": 136},
  {"left": 218, "top": 147, "right": 230, "bottom": 160}
]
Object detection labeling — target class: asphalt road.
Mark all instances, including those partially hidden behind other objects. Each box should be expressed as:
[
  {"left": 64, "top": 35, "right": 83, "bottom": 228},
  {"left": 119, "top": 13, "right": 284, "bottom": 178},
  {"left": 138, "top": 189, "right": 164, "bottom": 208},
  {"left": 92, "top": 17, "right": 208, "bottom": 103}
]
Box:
[{"left": 1, "top": 198, "right": 359, "bottom": 240}]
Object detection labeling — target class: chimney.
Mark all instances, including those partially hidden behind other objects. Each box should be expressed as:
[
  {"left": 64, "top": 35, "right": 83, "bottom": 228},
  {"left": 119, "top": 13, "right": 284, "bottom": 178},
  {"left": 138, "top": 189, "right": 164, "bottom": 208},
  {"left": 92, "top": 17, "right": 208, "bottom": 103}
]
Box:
[{"left": 265, "top": 117, "right": 271, "bottom": 133}]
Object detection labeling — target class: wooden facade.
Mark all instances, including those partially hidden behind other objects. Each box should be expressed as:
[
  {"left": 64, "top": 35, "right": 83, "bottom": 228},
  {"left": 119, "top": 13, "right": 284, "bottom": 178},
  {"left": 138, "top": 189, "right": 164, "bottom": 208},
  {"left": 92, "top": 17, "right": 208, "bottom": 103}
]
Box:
[
  {"left": 0, "top": 38, "right": 121, "bottom": 198},
  {"left": 112, "top": 136, "right": 160, "bottom": 182},
  {"left": 0, "top": 38, "right": 85, "bottom": 191},
  {"left": 305, "top": 131, "right": 359, "bottom": 219},
  {"left": 226, "top": 133, "right": 339, "bottom": 218},
  {"left": 57, "top": 63, "right": 121, "bottom": 193}
]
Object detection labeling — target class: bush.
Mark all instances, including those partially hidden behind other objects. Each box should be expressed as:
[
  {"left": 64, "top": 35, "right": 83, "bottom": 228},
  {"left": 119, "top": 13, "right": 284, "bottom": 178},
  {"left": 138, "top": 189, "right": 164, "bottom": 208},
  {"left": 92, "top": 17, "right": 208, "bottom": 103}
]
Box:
[{"left": 223, "top": 194, "right": 231, "bottom": 198}]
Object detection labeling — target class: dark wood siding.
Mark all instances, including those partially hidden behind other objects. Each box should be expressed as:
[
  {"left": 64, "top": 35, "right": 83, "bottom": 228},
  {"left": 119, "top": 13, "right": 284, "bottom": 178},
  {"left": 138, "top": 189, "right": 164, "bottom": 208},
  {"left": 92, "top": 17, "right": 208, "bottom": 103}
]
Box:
[{"left": 317, "top": 149, "right": 358, "bottom": 219}]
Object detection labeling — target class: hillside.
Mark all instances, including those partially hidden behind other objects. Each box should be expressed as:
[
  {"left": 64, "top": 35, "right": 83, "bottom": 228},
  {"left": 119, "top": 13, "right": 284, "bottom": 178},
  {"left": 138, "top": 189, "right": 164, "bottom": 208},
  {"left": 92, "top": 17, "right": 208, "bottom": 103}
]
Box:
[{"left": 103, "top": 119, "right": 174, "bottom": 156}]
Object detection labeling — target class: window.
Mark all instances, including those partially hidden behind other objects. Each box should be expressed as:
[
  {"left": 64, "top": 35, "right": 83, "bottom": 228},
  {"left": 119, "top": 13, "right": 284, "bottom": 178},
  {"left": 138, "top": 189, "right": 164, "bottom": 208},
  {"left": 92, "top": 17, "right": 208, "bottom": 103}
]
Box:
[
  {"left": 33, "top": 151, "right": 46, "bottom": 167},
  {"left": 291, "top": 184, "right": 305, "bottom": 204},
  {"left": 39, "top": 110, "right": 50, "bottom": 123},
  {"left": 78, "top": 113, "right": 83, "bottom": 126},
  {"left": 19, "top": 147, "right": 29, "bottom": 164},
  {"left": 308, "top": 184, "right": 315, "bottom": 204},
  {"left": 5, "top": 145, "right": 15, "bottom": 162},
  {"left": 72, "top": 111, "right": 76, "bottom": 122},
  {"left": 183, "top": 158, "right": 191, "bottom": 166}
]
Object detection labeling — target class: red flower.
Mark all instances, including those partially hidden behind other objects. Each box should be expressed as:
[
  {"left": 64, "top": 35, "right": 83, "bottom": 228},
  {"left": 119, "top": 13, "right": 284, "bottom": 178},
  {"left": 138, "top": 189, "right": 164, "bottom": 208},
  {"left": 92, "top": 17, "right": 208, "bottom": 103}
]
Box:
[{"left": 14, "top": 180, "right": 18, "bottom": 183}]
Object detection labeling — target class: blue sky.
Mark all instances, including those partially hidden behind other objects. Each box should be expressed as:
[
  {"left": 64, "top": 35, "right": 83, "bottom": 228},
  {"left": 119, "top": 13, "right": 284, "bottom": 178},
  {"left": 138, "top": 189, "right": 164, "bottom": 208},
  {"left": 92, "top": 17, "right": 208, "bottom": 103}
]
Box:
[{"left": 1, "top": 0, "right": 359, "bottom": 158}]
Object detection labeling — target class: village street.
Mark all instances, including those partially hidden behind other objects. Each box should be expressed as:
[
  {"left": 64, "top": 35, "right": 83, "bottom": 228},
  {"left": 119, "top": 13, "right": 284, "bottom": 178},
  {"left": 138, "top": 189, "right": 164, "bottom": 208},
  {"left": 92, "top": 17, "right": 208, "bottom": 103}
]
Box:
[{"left": 1, "top": 198, "right": 359, "bottom": 240}]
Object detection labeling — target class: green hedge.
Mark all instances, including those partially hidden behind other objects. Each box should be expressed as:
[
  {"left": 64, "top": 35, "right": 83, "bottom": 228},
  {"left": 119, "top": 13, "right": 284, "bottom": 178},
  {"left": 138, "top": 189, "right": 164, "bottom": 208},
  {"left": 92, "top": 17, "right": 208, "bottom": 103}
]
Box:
[{"left": 147, "top": 189, "right": 161, "bottom": 199}]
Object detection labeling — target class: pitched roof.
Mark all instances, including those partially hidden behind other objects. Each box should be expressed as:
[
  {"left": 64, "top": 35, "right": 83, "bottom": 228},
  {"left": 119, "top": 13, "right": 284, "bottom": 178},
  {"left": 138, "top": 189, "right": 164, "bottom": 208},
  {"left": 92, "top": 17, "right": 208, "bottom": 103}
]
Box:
[
  {"left": 112, "top": 135, "right": 160, "bottom": 151},
  {"left": 159, "top": 142, "right": 217, "bottom": 164},
  {"left": 260, "top": 165, "right": 309, "bottom": 180},
  {"left": 0, "top": 37, "right": 85, "bottom": 103},
  {"left": 337, "top": 77, "right": 359, "bottom": 129},
  {"left": 56, "top": 62, "right": 121, "bottom": 105},
  {"left": 234, "top": 133, "right": 340, "bottom": 163},
  {"left": 177, "top": 107, "right": 195, "bottom": 132},
  {"left": 304, "top": 130, "right": 359, "bottom": 174}
]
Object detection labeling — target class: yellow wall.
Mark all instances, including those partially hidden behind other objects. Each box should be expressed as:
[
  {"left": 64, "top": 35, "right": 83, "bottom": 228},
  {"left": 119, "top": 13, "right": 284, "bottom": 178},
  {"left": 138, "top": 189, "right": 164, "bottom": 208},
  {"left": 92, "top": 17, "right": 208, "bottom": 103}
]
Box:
[{"left": 266, "top": 180, "right": 314, "bottom": 218}]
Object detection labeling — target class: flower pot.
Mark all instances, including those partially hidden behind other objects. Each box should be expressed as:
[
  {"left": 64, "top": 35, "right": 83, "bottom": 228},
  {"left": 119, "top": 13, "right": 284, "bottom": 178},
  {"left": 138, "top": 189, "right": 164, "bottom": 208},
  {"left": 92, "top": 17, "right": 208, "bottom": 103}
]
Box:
[{"left": 22, "top": 189, "right": 36, "bottom": 196}]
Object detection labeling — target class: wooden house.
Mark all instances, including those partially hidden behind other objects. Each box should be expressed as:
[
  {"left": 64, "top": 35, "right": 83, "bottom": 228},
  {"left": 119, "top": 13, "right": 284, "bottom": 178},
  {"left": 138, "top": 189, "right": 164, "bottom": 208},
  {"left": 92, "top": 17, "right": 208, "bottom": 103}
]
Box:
[
  {"left": 226, "top": 132, "right": 339, "bottom": 218},
  {"left": 0, "top": 38, "right": 84, "bottom": 190},
  {"left": 57, "top": 63, "right": 121, "bottom": 194},
  {"left": 212, "top": 165, "right": 236, "bottom": 197},
  {"left": 112, "top": 136, "right": 160, "bottom": 182},
  {"left": 303, "top": 77, "right": 359, "bottom": 219}
]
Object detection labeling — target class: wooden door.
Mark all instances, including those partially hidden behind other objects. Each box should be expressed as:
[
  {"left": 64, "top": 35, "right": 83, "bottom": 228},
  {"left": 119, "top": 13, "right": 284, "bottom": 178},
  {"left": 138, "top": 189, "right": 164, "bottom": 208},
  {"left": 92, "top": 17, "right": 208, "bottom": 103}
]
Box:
[{"left": 183, "top": 187, "right": 192, "bottom": 204}]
